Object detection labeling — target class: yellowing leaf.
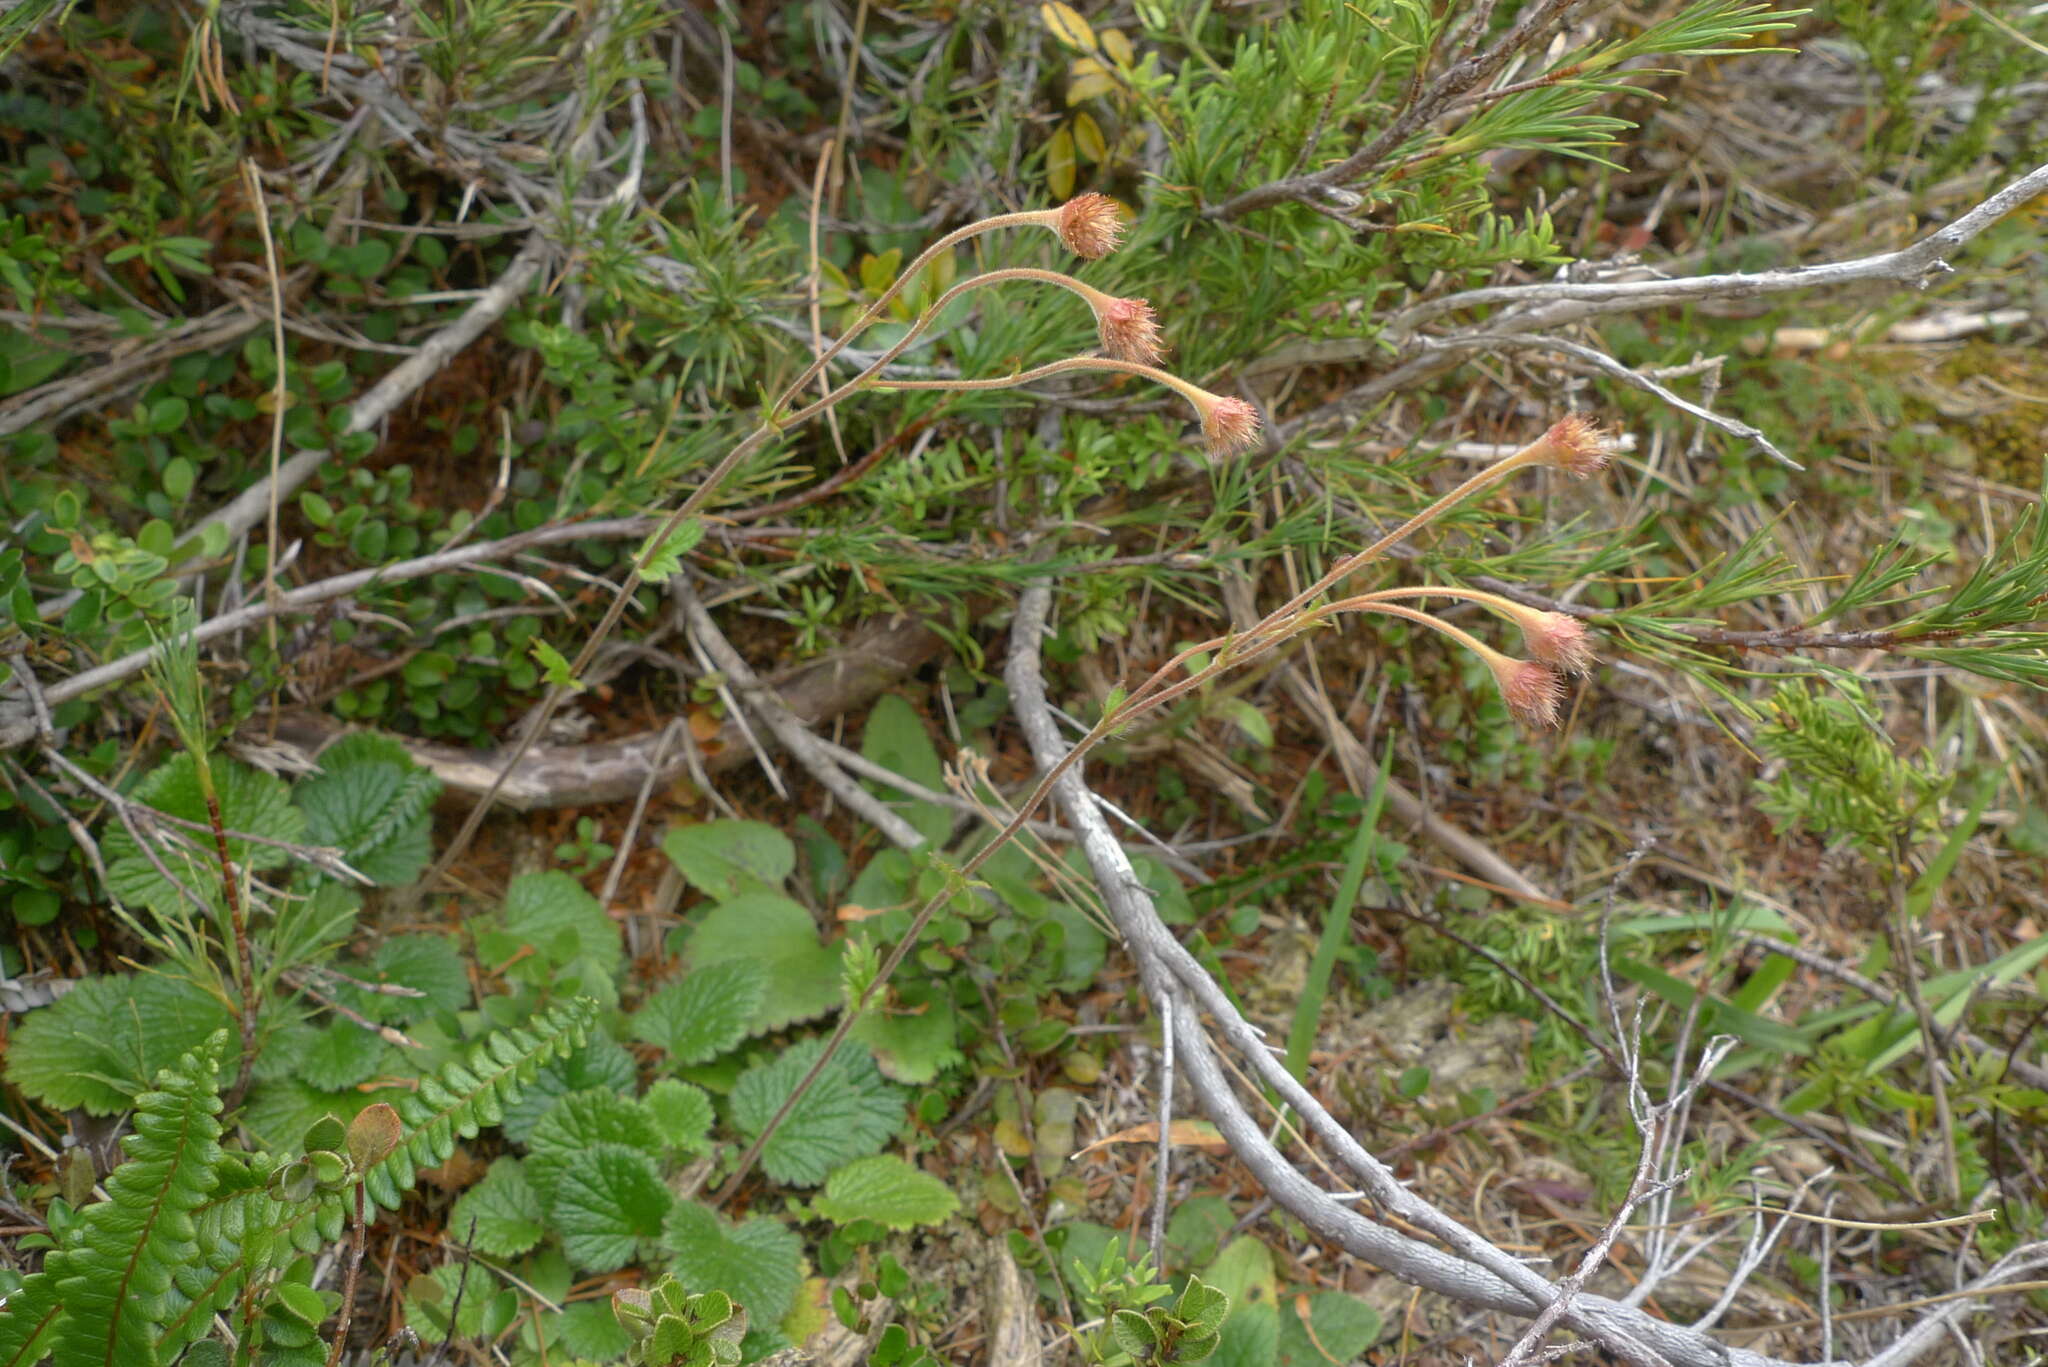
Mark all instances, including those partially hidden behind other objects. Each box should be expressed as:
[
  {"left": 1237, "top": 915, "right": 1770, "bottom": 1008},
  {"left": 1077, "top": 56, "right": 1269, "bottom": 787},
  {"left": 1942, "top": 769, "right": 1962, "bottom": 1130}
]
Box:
[
  {"left": 857, "top": 248, "right": 903, "bottom": 296},
  {"left": 1073, "top": 1119, "right": 1229, "bottom": 1157},
  {"left": 1046, "top": 124, "right": 1077, "bottom": 200},
  {"left": 1069, "top": 69, "right": 1116, "bottom": 103},
  {"left": 1071, "top": 111, "right": 1106, "bottom": 163},
  {"left": 1100, "top": 28, "right": 1134, "bottom": 67},
  {"left": 1040, "top": 1, "right": 1096, "bottom": 51}
]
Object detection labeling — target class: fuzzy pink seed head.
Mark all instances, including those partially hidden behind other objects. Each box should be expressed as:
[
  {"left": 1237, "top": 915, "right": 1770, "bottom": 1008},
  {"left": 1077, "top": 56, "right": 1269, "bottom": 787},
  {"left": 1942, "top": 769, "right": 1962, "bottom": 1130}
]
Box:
[
  {"left": 1498, "top": 659, "right": 1566, "bottom": 729},
  {"left": 1536, "top": 414, "right": 1618, "bottom": 479},
  {"left": 1199, "top": 395, "right": 1261, "bottom": 457},
  {"left": 1523, "top": 611, "right": 1597, "bottom": 676},
  {"left": 1096, "top": 295, "right": 1164, "bottom": 364},
  {"left": 1054, "top": 193, "right": 1124, "bottom": 259}
]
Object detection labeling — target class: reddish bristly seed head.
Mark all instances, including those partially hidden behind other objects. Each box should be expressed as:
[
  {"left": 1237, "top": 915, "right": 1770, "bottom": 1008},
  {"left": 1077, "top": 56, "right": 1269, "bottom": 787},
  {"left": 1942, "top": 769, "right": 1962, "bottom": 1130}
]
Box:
[
  {"left": 1535, "top": 414, "right": 1618, "bottom": 479},
  {"left": 1499, "top": 660, "right": 1566, "bottom": 729},
  {"left": 1199, "top": 395, "right": 1261, "bottom": 457},
  {"left": 1523, "top": 611, "right": 1597, "bottom": 676},
  {"left": 1096, "top": 296, "right": 1164, "bottom": 364},
  {"left": 1055, "top": 193, "right": 1124, "bottom": 259}
]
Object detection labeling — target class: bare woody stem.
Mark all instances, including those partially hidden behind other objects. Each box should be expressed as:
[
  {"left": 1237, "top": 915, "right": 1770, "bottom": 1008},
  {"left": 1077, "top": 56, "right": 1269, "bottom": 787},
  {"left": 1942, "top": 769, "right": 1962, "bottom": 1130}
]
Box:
[
  {"left": 199, "top": 774, "right": 260, "bottom": 1112},
  {"left": 324, "top": 1179, "right": 369, "bottom": 1367}
]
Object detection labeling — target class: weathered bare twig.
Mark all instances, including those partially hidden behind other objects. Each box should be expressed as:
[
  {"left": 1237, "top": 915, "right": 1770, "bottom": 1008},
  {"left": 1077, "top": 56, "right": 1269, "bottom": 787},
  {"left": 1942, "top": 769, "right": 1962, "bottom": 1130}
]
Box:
[
  {"left": 175, "top": 231, "right": 553, "bottom": 566},
  {"left": 1439, "top": 332, "right": 1802, "bottom": 470},
  {"left": 38, "top": 514, "right": 663, "bottom": 708},
  {"left": 1284, "top": 159, "right": 2048, "bottom": 438},
  {"left": 0, "top": 307, "right": 259, "bottom": 441},
  {"left": 673, "top": 584, "right": 926, "bottom": 850},
  {"left": 1004, "top": 579, "right": 1803, "bottom": 1367},
  {"left": 1390, "top": 160, "right": 2048, "bottom": 337}
]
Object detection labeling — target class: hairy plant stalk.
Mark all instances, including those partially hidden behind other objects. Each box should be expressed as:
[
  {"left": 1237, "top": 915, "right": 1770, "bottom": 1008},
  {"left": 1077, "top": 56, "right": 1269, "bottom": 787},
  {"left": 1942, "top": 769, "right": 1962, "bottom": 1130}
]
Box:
[
  {"left": 718, "top": 438, "right": 1594, "bottom": 1199},
  {"left": 431, "top": 211, "right": 1137, "bottom": 878}
]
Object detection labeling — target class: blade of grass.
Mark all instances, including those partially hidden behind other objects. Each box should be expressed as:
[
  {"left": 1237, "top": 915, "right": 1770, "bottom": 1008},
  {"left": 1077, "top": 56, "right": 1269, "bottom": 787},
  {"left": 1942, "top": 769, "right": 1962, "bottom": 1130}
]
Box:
[{"left": 1286, "top": 740, "right": 1395, "bottom": 1090}]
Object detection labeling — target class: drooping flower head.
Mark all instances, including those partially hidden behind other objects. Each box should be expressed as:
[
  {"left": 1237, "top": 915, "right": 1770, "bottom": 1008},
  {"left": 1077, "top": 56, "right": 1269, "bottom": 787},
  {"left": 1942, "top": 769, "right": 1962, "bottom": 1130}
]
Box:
[
  {"left": 1530, "top": 414, "right": 1619, "bottom": 479},
  {"left": 1053, "top": 192, "right": 1124, "bottom": 259},
  {"left": 1195, "top": 394, "right": 1261, "bottom": 458},
  {"left": 1096, "top": 295, "right": 1164, "bottom": 365},
  {"left": 1496, "top": 659, "right": 1566, "bottom": 729},
  {"left": 1519, "top": 609, "right": 1597, "bottom": 676}
]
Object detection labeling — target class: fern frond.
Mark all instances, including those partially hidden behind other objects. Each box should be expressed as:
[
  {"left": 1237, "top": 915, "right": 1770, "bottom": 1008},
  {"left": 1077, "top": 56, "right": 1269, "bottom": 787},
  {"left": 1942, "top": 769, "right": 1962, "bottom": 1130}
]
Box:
[
  {"left": 42, "top": 1034, "right": 226, "bottom": 1367},
  {"left": 362, "top": 997, "right": 598, "bottom": 1208},
  {"left": 0, "top": 1274, "right": 63, "bottom": 1367},
  {"left": 154, "top": 1001, "right": 595, "bottom": 1349}
]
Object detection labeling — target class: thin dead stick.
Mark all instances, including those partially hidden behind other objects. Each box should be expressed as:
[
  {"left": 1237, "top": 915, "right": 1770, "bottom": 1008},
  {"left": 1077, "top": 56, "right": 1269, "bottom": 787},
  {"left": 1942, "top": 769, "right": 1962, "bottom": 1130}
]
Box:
[
  {"left": 1391, "top": 160, "right": 2048, "bottom": 336},
  {"left": 1003, "top": 580, "right": 1794, "bottom": 1367},
  {"left": 1441, "top": 332, "right": 1802, "bottom": 470},
  {"left": 39, "top": 515, "right": 663, "bottom": 708},
  {"left": 324, "top": 1179, "right": 369, "bottom": 1367},
  {"left": 673, "top": 585, "right": 925, "bottom": 850},
  {"left": 0, "top": 307, "right": 259, "bottom": 441},
  {"left": 1285, "top": 160, "right": 2048, "bottom": 439},
  {"left": 240, "top": 159, "right": 290, "bottom": 661},
  {"left": 173, "top": 232, "right": 553, "bottom": 569},
  {"left": 1150, "top": 1006, "right": 1174, "bottom": 1267},
  {"left": 598, "top": 718, "right": 681, "bottom": 910}
]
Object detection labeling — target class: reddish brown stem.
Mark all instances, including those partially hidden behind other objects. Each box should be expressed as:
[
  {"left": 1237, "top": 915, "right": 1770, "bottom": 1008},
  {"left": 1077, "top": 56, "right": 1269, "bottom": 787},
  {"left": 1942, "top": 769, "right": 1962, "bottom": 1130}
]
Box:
[
  {"left": 324, "top": 1179, "right": 368, "bottom": 1367},
  {"left": 203, "top": 787, "right": 259, "bottom": 1112}
]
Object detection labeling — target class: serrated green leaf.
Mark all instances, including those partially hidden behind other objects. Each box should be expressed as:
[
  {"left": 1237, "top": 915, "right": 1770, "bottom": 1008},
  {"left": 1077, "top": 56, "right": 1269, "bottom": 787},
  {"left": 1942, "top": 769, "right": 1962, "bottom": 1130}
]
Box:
[
  {"left": 403, "top": 1261, "right": 503, "bottom": 1340},
  {"left": 296, "top": 1022, "right": 387, "bottom": 1091},
  {"left": 552, "top": 1144, "right": 671, "bottom": 1272},
  {"left": 293, "top": 732, "right": 439, "bottom": 886},
  {"left": 531, "top": 638, "right": 585, "bottom": 691},
  {"left": 851, "top": 980, "right": 961, "bottom": 1084},
  {"left": 730, "top": 1038, "right": 903, "bottom": 1187},
  {"left": 550, "top": 1299, "right": 634, "bottom": 1360},
  {"left": 500, "top": 871, "right": 623, "bottom": 1007},
  {"left": 660, "top": 1202, "right": 804, "bottom": 1327},
  {"left": 499, "top": 1033, "right": 638, "bottom": 1144},
  {"left": 641, "top": 1079, "right": 714, "bottom": 1154},
  {"left": 1112, "top": 1309, "right": 1159, "bottom": 1359},
  {"left": 632, "top": 958, "right": 767, "bottom": 1063},
  {"left": 636, "top": 518, "right": 706, "bottom": 580},
  {"left": 102, "top": 756, "right": 307, "bottom": 916},
  {"left": 685, "top": 894, "right": 840, "bottom": 1031},
  {"left": 5, "top": 973, "right": 236, "bottom": 1113},
  {"left": 337, "top": 935, "right": 471, "bottom": 1023},
  {"left": 449, "top": 1158, "right": 545, "bottom": 1259},
  {"left": 814, "top": 1154, "right": 958, "bottom": 1230},
  {"left": 661, "top": 820, "right": 794, "bottom": 900},
  {"left": 526, "top": 1088, "right": 663, "bottom": 1201}
]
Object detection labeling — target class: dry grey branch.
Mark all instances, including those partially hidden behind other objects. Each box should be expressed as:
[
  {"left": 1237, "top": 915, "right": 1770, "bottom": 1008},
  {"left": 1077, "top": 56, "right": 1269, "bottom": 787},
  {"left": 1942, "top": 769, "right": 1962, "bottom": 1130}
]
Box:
[{"left": 1003, "top": 580, "right": 1811, "bottom": 1367}]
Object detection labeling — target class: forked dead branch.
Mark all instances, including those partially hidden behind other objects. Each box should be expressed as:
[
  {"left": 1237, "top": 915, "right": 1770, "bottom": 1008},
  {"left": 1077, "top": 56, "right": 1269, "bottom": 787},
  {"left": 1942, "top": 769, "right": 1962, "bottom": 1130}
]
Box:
[{"left": 6, "top": 5, "right": 2048, "bottom": 1362}]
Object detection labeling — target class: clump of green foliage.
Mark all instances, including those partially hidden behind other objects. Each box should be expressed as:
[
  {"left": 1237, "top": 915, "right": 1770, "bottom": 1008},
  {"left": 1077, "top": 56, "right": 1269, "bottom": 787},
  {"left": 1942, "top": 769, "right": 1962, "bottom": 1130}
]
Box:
[{"left": 3, "top": 0, "right": 2047, "bottom": 1363}]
